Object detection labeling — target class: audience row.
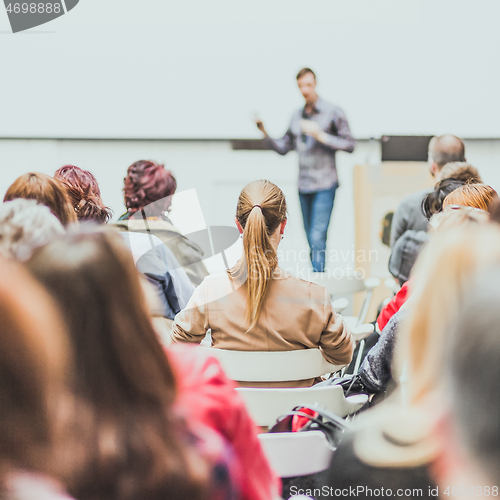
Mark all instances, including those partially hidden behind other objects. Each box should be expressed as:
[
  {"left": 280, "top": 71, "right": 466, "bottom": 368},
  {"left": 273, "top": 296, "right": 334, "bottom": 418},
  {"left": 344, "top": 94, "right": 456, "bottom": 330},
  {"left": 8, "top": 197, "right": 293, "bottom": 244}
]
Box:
[{"left": 0, "top": 137, "right": 500, "bottom": 498}]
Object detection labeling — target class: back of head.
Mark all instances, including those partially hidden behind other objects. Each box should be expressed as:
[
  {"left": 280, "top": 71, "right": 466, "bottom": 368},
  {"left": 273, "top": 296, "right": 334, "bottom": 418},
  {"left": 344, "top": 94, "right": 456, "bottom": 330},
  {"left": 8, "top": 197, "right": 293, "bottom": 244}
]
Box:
[
  {"left": 4, "top": 172, "right": 77, "bottom": 227},
  {"left": 446, "top": 267, "right": 500, "bottom": 484},
  {"left": 396, "top": 221, "right": 500, "bottom": 404},
  {"left": 429, "top": 135, "right": 466, "bottom": 169},
  {"left": 0, "top": 199, "right": 65, "bottom": 262},
  {"left": 437, "top": 162, "right": 482, "bottom": 184},
  {"left": 422, "top": 178, "right": 465, "bottom": 219},
  {"left": 0, "top": 258, "right": 69, "bottom": 481},
  {"left": 429, "top": 204, "right": 490, "bottom": 234},
  {"left": 442, "top": 183, "right": 498, "bottom": 212},
  {"left": 27, "top": 226, "right": 176, "bottom": 411},
  {"left": 230, "top": 179, "right": 287, "bottom": 330},
  {"left": 26, "top": 226, "right": 205, "bottom": 500},
  {"left": 123, "top": 161, "right": 177, "bottom": 215},
  {"left": 55, "top": 165, "right": 112, "bottom": 223}
]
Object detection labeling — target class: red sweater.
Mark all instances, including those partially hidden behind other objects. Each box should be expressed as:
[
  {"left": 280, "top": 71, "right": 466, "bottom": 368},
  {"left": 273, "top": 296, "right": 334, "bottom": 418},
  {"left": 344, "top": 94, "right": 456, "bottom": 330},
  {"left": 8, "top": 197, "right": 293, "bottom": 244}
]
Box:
[
  {"left": 377, "top": 280, "right": 411, "bottom": 332},
  {"left": 167, "top": 345, "right": 281, "bottom": 500}
]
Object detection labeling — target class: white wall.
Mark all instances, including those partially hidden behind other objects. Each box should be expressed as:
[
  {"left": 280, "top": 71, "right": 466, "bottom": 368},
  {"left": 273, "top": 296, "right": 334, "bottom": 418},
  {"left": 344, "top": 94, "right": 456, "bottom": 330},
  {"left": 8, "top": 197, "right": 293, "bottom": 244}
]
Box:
[
  {"left": 1, "top": 0, "right": 500, "bottom": 139},
  {"left": 1, "top": 138, "right": 498, "bottom": 277}
]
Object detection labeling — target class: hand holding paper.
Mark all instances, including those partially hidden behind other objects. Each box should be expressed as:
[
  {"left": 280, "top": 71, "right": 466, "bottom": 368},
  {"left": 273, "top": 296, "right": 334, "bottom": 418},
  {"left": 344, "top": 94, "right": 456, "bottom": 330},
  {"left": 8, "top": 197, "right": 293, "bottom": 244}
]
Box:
[{"left": 301, "top": 120, "right": 327, "bottom": 143}]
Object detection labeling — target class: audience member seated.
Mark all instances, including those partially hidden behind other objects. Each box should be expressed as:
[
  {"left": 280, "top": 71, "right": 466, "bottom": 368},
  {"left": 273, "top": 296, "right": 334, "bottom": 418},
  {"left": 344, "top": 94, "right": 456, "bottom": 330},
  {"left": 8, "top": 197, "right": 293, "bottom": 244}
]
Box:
[
  {"left": 4, "top": 172, "right": 77, "bottom": 226},
  {"left": 388, "top": 165, "right": 472, "bottom": 284},
  {"left": 388, "top": 230, "right": 428, "bottom": 285},
  {"left": 54, "top": 165, "right": 113, "bottom": 223},
  {"left": 435, "top": 161, "right": 482, "bottom": 183},
  {"left": 53, "top": 164, "right": 195, "bottom": 332},
  {"left": 27, "top": 227, "right": 278, "bottom": 500},
  {"left": 367, "top": 207, "right": 489, "bottom": 389},
  {"left": 0, "top": 259, "right": 76, "bottom": 500},
  {"left": 376, "top": 281, "right": 411, "bottom": 333},
  {"left": 381, "top": 178, "right": 468, "bottom": 327},
  {"left": 390, "top": 134, "right": 466, "bottom": 248},
  {"left": 0, "top": 199, "right": 64, "bottom": 261},
  {"left": 442, "top": 183, "right": 498, "bottom": 211},
  {"left": 116, "top": 160, "right": 209, "bottom": 286},
  {"left": 421, "top": 178, "right": 467, "bottom": 220},
  {"left": 167, "top": 345, "right": 281, "bottom": 500},
  {"left": 326, "top": 214, "right": 500, "bottom": 494},
  {"left": 172, "top": 179, "right": 354, "bottom": 387},
  {"left": 433, "top": 267, "right": 500, "bottom": 490},
  {"left": 359, "top": 309, "right": 408, "bottom": 396},
  {"left": 122, "top": 227, "right": 195, "bottom": 342}
]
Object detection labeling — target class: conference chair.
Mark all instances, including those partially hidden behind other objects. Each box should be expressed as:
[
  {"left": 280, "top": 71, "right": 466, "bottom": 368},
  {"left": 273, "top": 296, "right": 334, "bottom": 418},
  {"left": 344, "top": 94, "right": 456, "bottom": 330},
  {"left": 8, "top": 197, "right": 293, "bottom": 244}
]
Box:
[
  {"left": 308, "top": 271, "right": 381, "bottom": 329},
  {"left": 258, "top": 431, "right": 334, "bottom": 478},
  {"left": 199, "top": 347, "right": 368, "bottom": 427}
]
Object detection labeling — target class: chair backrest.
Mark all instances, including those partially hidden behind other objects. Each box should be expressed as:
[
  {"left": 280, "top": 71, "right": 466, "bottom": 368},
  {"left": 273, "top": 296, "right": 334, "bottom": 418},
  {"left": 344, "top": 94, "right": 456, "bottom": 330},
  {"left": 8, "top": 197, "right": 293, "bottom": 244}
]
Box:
[
  {"left": 309, "top": 273, "right": 381, "bottom": 328},
  {"left": 308, "top": 272, "right": 367, "bottom": 296},
  {"left": 258, "top": 431, "right": 334, "bottom": 478},
  {"left": 198, "top": 347, "right": 344, "bottom": 382},
  {"left": 236, "top": 385, "right": 368, "bottom": 426}
]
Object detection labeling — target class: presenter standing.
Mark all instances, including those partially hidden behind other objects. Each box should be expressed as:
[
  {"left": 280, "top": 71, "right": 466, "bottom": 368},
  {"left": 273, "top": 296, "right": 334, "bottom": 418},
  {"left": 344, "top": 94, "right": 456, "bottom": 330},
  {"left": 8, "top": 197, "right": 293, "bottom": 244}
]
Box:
[{"left": 255, "top": 68, "right": 355, "bottom": 272}]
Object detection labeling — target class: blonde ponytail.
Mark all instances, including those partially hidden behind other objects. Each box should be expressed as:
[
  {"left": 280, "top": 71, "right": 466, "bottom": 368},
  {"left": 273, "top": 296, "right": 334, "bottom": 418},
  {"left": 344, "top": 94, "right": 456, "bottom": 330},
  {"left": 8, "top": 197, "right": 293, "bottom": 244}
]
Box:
[{"left": 229, "top": 180, "right": 287, "bottom": 330}]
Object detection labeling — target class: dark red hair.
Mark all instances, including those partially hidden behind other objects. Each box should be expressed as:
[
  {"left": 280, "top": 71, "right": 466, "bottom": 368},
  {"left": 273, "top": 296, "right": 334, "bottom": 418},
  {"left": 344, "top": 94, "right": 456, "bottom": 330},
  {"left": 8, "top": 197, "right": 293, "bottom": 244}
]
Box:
[
  {"left": 55, "top": 165, "right": 113, "bottom": 223},
  {"left": 123, "top": 161, "right": 177, "bottom": 214}
]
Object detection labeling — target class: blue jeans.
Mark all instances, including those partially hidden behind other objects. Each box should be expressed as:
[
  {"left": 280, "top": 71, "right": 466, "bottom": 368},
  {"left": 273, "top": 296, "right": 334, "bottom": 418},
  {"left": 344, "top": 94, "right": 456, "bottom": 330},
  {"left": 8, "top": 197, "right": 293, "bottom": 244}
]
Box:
[{"left": 299, "top": 184, "right": 337, "bottom": 272}]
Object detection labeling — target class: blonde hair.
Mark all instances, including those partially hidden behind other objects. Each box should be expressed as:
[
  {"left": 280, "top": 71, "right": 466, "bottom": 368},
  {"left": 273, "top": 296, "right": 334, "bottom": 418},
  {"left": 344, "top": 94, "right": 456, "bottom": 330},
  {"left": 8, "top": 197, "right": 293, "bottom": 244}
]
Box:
[
  {"left": 442, "top": 183, "right": 497, "bottom": 212},
  {"left": 436, "top": 162, "right": 482, "bottom": 183},
  {"left": 395, "top": 222, "right": 500, "bottom": 404},
  {"left": 229, "top": 180, "right": 287, "bottom": 330},
  {"left": 428, "top": 205, "right": 489, "bottom": 234}
]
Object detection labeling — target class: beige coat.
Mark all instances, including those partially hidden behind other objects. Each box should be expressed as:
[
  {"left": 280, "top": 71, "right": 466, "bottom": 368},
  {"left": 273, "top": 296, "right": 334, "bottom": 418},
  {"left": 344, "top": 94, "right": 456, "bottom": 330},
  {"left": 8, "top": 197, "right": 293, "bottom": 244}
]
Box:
[{"left": 172, "top": 268, "right": 354, "bottom": 387}]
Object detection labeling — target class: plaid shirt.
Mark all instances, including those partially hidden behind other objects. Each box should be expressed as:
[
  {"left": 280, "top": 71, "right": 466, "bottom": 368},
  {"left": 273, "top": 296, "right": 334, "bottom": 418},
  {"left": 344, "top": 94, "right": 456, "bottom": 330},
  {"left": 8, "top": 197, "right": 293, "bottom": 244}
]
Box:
[{"left": 264, "top": 97, "right": 355, "bottom": 193}]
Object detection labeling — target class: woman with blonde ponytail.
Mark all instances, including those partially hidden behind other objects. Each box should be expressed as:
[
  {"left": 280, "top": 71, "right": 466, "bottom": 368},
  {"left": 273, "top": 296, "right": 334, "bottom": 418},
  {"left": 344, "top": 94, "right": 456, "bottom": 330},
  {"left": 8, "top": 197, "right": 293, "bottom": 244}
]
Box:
[{"left": 172, "top": 180, "right": 354, "bottom": 387}]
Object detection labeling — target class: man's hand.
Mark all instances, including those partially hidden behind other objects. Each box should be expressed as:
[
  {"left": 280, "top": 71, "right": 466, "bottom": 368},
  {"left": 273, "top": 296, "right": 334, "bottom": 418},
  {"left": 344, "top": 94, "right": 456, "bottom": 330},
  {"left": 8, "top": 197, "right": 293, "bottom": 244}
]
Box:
[
  {"left": 252, "top": 113, "right": 267, "bottom": 136},
  {"left": 301, "top": 119, "right": 327, "bottom": 143}
]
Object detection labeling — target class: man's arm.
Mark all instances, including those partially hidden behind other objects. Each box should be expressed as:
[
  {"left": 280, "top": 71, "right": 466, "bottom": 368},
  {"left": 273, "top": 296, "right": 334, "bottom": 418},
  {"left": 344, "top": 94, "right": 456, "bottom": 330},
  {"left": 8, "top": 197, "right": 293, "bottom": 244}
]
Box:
[
  {"left": 263, "top": 127, "right": 295, "bottom": 156},
  {"left": 317, "top": 108, "right": 355, "bottom": 153},
  {"left": 255, "top": 115, "right": 295, "bottom": 156}
]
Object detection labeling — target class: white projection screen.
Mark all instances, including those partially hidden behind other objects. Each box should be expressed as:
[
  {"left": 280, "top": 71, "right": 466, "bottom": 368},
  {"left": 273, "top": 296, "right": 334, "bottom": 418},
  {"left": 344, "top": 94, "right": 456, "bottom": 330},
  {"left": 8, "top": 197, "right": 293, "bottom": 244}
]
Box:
[{"left": 1, "top": 0, "right": 499, "bottom": 140}]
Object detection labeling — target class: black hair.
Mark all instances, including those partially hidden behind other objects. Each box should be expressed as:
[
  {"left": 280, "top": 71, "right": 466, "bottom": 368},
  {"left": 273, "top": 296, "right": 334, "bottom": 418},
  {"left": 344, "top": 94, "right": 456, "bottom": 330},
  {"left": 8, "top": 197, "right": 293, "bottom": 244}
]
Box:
[{"left": 422, "top": 178, "right": 466, "bottom": 219}]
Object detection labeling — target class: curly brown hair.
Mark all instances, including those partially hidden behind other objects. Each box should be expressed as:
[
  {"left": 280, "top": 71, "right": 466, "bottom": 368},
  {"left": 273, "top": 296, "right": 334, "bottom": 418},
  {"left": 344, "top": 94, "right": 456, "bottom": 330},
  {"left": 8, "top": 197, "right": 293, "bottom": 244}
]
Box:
[
  {"left": 123, "top": 161, "right": 177, "bottom": 215},
  {"left": 55, "top": 165, "right": 112, "bottom": 223}
]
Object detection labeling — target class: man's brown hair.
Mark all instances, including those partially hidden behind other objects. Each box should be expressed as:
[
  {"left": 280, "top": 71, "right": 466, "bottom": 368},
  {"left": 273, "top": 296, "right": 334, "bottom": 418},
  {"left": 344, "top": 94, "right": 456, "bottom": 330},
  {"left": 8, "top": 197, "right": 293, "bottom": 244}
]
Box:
[{"left": 296, "top": 67, "right": 316, "bottom": 80}]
